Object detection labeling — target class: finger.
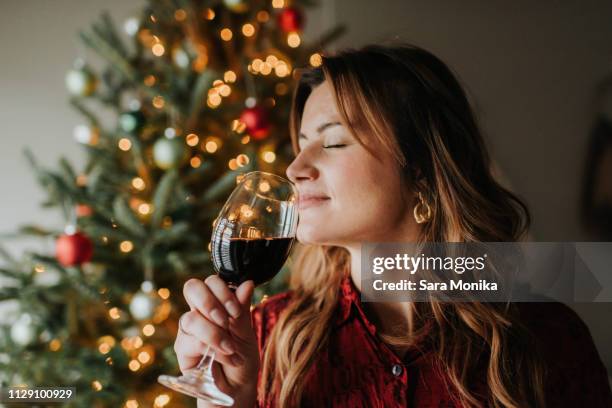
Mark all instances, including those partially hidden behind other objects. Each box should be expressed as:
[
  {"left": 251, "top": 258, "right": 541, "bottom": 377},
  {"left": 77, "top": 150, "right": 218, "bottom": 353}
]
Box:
[
  {"left": 180, "top": 310, "right": 236, "bottom": 356},
  {"left": 205, "top": 275, "right": 242, "bottom": 319},
  {"left": 175, "top": 330, "right": 244, "bottom": 374},
  {"left": 235, "top": 280, "right": 255, "bottom": 312},
  {"left": 183, "top": 278, "right": 229, "bottom": 329}
]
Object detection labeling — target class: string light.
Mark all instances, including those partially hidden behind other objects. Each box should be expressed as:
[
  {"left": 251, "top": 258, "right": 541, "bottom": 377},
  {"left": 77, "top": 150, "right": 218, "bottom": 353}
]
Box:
[
  {"left": 109, "top": 307, "right": 121, "bottom": 320},
  {"left": 118, "top": 138, "right": 132, "bottom": 151},
  {"left": 272, "top": 0, "right": 284, "bottom": 8},
  {"left": 152, "top": 43, "right": 165, "bottom": 56},
  {"left": 232, "top": 119, "right": 247, "bottom": 133},
  {"left": 219, "top": 84, "right": 231, "bottom": 97},
  {"left": 275, "top": 83, "right": 288, "bottom": 95},
  {"left": 132, "top": 177, "right": 146, "bottom": 191},
  {"left": 242, "top": 23, "right": 255, "bottom": 37},
  {"left": 128, "top": 360, "right": 141, "bottom": 371},
  {"left": 260, "top": 62, "right": 272, "bottom": 75},
  {"left": 241, "top": 135, "right": 250, "bottom": 144},
  {"left": 186, "top": 133, "right": 199, "bottom": 146},
  {"left": 262, "top": 151, "right": 276, "bottom": 163},
  {"left": 190, "top": 157, "right": 202, "bottom": 168},
  {"left": 137, "top": 351, "right": 151, "bottom": 364},
  {"left": 137, "top": 203, "right": 152, "bottom": 215},
  {"left": 158, "top": 288, "right": 170, "bottom": 299},
  {"left": 236, "top": 154, "right": 250, "bottom": 167},
  {"left": 49, "top": 339, "right": 61, "bottom": 351},
  {"left": 228, "top": 159, "right": 238, "bottom": 170},
  {"left": 251, "top": 58, "right": 263, "bottom": 72},
  {"left": 125, "top": 400, "right": 138, "bottom": 408},
  {"left": 220, "top": 28, "right": 233, "bottom": 41},
  {"left": 257, "top": 10, "right": 269, "bottom": 22},
  {"left": 174, "top": 9, "right": 187, "bottom": 21},
  {"left": 142, "top": 324, "right": 155, "bottom": 336},
  {"left": 152, "top": 95, "right": 165, "bottom": 109},
  {"left": 144, "top": 75, "right": 156, "bottom": 86},
  {"left": 154, "top": 394, "right": 171, "bottom": 407},
  {"left": 224, "top": 70, "right": 237, "bottom": 83},
  {"left": 310, "top": 53, "right": 323, "bottom": 67},
  {"left": 204, "top": 138, "right": 220, "bottom": 153},
  {"left": 275, "top": 62, "right": 290, "bottom": 77},
  {"left": 204, "top": 8, "right": 215, "bottom": 20},
  {"left": 98, "top": 343, "right": 111, "bottom": 354},
  {"left": 287, "top": 32, "right": 301, "bottom": 48},
  {"left": 34, "top": 264, "right": 45, "bottom": 273},
  {"left": 76, "top": 174, "right": 88, "bottom": 186},
  {"left": 120, "top": 241, "right": 134, "bottom": 253},
  {"left": 92, "top": 380, "right": 103, "bottom": 391}
]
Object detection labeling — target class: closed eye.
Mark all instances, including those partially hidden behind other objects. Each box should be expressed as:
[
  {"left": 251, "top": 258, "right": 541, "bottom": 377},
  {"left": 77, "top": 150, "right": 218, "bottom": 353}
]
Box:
[{"left": 322, "top": 144, "right": 346, "bottom": 149}]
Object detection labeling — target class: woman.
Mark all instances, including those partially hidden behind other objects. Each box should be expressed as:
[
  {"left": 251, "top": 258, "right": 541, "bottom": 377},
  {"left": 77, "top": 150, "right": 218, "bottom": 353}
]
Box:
[{"left": 176, "top": 44, "right": 612, "bottom": 407}]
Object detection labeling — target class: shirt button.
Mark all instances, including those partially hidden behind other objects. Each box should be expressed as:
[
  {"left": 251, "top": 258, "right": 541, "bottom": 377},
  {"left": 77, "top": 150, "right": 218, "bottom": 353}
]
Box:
[{"left": 391, "top": 364, "right": 403, "bottom": 377}]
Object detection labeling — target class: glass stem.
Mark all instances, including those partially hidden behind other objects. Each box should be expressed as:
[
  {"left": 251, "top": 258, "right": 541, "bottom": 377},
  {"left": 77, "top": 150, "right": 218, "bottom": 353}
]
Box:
[{"left": 194, "top": 344, "right": 216, "bottom": 373}]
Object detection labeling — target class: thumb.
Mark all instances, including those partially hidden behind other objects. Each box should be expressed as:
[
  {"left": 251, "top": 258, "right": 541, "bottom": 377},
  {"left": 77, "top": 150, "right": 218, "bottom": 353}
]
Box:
[{"left": 235, "top": 279, "right": 255, "bottom": 310}]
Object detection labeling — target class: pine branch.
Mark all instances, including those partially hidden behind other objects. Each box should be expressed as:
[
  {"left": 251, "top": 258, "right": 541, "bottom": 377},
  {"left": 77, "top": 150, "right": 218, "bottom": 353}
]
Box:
[
  {"left": 151, "top": 169, "right": 179, "bottom": 228},
  {"left": 200, "top": 162, "right": 254, "bottom": 204},
  {"left": 112, "top": 196, "right": 147, "bottom": 238}
]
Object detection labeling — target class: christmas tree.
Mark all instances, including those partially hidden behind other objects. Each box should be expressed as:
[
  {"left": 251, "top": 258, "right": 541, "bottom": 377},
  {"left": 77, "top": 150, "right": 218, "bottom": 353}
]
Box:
[{"left": 0, "top": 1, "right": 343, "bottom": 406}]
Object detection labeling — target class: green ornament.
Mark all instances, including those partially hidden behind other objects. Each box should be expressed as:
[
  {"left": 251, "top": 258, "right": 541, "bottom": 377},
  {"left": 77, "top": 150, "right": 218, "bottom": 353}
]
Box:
[
  {"left": 153, "top": 137, "right": 188, "bottom": 169},
  {"left": 119, "top": 110, "right": 145, "bottom": 133}
]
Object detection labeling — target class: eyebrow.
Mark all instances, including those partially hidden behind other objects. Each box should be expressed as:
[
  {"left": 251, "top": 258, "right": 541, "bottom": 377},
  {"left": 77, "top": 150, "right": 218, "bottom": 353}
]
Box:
[{"left": 299, "top": 121, "right": 342, "bottom": 140}]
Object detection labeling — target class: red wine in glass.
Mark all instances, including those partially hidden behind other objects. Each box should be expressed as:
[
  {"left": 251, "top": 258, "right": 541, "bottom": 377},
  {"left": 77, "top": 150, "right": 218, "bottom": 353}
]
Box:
[{"left": 158, "top": 171, "right": 298, "bottom": 405}]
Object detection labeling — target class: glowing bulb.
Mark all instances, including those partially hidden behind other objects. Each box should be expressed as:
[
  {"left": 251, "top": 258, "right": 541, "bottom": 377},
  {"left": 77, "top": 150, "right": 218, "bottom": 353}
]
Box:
[
  {"left": 224, "top": 70, "right": 237, "bottom": 83},
  {"left": 137, "top": 203, "right": 151, "bottom": 215},
  {"left": 154, "top": 394, "right": 170, "bottom": 407},
  {"left": 143, "top": 324, "right": 155, "bottom": 336},
  {"left": 205, "top": 140, "right": 218, "bottom": 153},
  {"left": 242, "top": 23, "right": 255, "bottom": 37},
  {"left": 190, "top": 157, "right": 202, "bottom": 168},
  {"left": 251, "top": 58, "right": 263, "bottom": 72},
  {"left": 144, "top": 75, "right": 156, "bottom": 86},
  {"left": 219, "top": 84, "right": 231, "bottom": 97},
  {"left": 241, "top": 135, "right": 250, "bottom": 144},
  {"left": 125, "top": 400, "right": 138, "bottom": 408},
  {"left": 272, "top": 0, "right": 284, "bottom": 8},
  {"left": 158, "top": 288, "right": 170, "bottom": 299},
  {"left": 118, "top": 138, "right": 132, "bottom": 151},
  {"left": 137, "top": 351, "right": 151, "bottom": 364},
  {"left": 220, "top": 28, "right": 233, "bottom": 41},
  {"left": 128, "top": 360, "right": 141, "bottom": 371},
  {"left": 49, "top": 339, "right": 61, "bottom": 351},
  {"left": 228, "top": 159, "right": 238, "bottom": 170},
  {"left": 174, "top": 9, "right": 186, "bottom": 21},
  {"left": 287, "top": 32, "right": 301, "bottom": 48},
  {"left": 186, "top": 133, "right": 199, "bottom": 146},
  {"left": 260, "top": 63, "right": 272, "bottom": 75},
  {"left": 257, "top": 10, "right": 269, "bottom": 22},
  {"left": 310, "top": 53, "right": 323, "bottom": 67},
  {"left": 109, "top": 307, "right": 121, "bottom": 320},
  {"left": 120, "top": 241, "right": 134, "bottom": 253},
  {"left": 98, "top": 343, "right": 111, "bottom": 354},
  {"left": 236, "top": 154, "right": 250, "bottom": 167},
  {"left": 262, "top": 151, "right": 276, "bottom": 163},
  {"left": 204, "top": 8, "right": 215, "bottom": 20},
  {"left": 152, "top": 44, "right": 165, "bottom": 56},
  {"left": 132, "top": 177, "right": 145, "bottom": 191},
  {"left": 34, "top": 264, "right": 45, "bottom": 273},
  {"left": 152, "top": 95, "right": 165, "bottom": 109},
  {"left": 92, "top": 380, "right": 103, "bottom": 391}
]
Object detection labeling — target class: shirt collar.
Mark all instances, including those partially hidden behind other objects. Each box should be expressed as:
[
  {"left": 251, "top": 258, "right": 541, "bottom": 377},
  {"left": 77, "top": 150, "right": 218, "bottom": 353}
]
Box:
[{"left": 335, "top": 275, "right": 379, "bottom": 336}]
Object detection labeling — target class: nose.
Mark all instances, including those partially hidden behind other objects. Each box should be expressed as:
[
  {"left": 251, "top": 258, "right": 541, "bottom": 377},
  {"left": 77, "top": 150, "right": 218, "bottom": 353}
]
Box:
[{"left": 286, "top": 150, "right": 318, "bottom": 184}]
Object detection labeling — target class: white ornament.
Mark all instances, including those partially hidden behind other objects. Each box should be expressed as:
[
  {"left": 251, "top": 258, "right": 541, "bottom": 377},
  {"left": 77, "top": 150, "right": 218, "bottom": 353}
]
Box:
[
  {"left": 129, "top": 287, "right": 159, "bottom": 321},
  {"left": 124, "top": 17, "right": 140, "bottom": 36},
  {"left": 73, "top": 124, "right": 98, "bottom": 145},
  {"left": 173, "top": 48, "right": 190, "bottom": 68},
  {"left": 33, "top": 268, "right": 61, "bottom": 287},
  {"left": 11, "top": 314, "right": 36, "bottom": 346}
]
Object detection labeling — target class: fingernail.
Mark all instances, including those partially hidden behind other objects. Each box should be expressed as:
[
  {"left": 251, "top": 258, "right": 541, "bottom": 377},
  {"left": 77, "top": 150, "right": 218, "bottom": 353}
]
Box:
[
  {"left": 225, "top": 300, "right": 241, "bottom": 318},
  {"left": 220, "top": 339, "right": 235, "bottom": 354},
  {"left": 230, "top": 354, "right": 244, "bottom": 366},
  {"left": 210, "top": 308, "right": 228, "bottom": 328}
]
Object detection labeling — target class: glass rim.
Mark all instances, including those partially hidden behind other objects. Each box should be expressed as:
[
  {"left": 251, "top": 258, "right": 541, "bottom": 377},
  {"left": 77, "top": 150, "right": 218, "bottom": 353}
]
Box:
[{"left": 242, "top": 170, "right": 295, "bottom": 187}]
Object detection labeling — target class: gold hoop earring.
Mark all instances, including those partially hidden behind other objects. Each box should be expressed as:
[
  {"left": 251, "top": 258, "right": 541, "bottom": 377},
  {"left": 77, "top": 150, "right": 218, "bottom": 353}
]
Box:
[{"left": 413, "top": 192, "right": 432, "bottom": 224}]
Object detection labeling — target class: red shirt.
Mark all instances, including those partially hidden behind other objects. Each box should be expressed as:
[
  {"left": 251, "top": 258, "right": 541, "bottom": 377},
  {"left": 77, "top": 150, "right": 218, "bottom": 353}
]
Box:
[{"left": 251, "top": 276, "right": 612, "bottom": 407}]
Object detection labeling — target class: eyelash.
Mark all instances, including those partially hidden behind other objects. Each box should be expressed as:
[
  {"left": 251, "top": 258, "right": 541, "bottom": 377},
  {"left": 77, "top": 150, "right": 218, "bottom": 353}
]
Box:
[{"left": 322, "top": 144, "right": 346, "bottom": 149}]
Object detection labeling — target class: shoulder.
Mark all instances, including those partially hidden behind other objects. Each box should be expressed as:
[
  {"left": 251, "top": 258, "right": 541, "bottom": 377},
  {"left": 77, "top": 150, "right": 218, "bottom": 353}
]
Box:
[
  {"left": 250, "top": 290, "right": 295, "bottom": 354},
  {"left": 515, "top": 302, "right": 612, "bottom": 406}
]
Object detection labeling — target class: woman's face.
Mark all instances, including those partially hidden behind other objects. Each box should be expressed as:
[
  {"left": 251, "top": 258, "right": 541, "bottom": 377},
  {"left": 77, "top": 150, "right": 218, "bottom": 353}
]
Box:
[{"left": 286, "top": 80, "right": 418, "bottom": 247}]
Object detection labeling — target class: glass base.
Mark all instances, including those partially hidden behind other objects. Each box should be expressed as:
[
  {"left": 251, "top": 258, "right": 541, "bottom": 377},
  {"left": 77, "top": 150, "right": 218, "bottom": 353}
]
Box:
[{"left": 158, "top": 368, "right": 235, "bottom": 406}]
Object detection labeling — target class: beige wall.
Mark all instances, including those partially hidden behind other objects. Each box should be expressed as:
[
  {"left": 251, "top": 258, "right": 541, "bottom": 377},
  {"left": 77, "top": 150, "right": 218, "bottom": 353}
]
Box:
[{"left": 1, "top": 0, "right": 610, "bottom": 382}]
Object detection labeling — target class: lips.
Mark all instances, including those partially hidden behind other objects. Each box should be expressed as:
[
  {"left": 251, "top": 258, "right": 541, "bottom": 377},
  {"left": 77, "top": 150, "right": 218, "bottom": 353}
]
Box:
[{"left": 298, "top": 194, "right": 330, "bottom": 210}]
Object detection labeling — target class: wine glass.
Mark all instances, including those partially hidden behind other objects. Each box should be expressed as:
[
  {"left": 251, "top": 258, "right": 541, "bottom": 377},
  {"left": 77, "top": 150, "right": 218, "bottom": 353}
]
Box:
[{"left": 158, "top": 171, "right": 298, "bottom": 406}]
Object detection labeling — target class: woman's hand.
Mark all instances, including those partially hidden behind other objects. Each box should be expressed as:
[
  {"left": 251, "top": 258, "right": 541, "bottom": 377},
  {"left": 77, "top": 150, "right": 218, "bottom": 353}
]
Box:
[{"left": 176, "top": 276, "right": 259, "bottom": 407}]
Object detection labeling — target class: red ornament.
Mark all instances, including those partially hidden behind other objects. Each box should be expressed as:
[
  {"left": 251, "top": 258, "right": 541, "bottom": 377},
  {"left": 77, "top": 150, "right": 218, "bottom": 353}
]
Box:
[
  {"left": 56, "top": 231, "right": 93, "bottom": 266},
  {"left": 75, "top": 204, "right": 93, "bottom": 217},
  {"left": 240, "top": 106, "right": 271, "bottom": 140},
  {"left": 277, "top": 7, "right": 304, "bottom": 33}
]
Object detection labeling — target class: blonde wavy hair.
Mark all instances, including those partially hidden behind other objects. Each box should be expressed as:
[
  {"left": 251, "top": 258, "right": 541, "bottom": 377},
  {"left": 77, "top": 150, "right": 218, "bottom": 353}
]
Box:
[{"left": 258, "top": 44, "right": 546, "bottom": 408}]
